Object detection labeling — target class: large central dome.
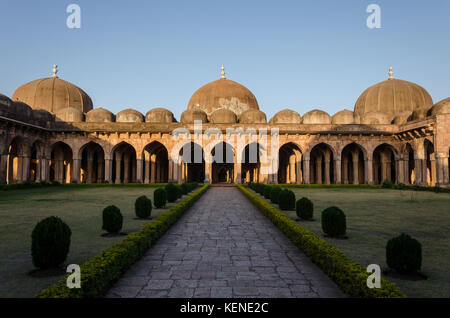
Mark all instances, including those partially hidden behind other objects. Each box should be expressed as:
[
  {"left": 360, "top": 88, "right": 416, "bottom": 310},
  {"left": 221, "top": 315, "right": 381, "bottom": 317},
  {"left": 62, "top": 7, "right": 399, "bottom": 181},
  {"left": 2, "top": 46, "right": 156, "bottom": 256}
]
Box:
[{"left": 187, "top": 66, "right": 259, "bottom": 117}]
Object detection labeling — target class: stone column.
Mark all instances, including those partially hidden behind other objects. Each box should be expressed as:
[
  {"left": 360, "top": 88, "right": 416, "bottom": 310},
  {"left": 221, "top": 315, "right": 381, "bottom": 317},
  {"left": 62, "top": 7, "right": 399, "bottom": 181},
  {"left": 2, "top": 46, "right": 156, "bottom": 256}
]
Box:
[
  {"left": 0, "top": 154, "right": 7, "bottom": 184},
  {"left": 205, "top": 162, "right": 212, "bottom": 183},
  {"left": 323, "top": 151, "right": 331, "bottom": 185},
  {"left": 104, "top": 158, "right": 112, "bottom": 183},
  {"left": 72, "top": 158, "right": 81, "bottom": 184},
  {"left": 430, "top": 154, "right": 436, "bottom": 187},
  {"left": 380, "top": 151, "right": 387, "bottom": 182},
  {"left": 315, "top": 157, "right": 322, "bottom": 184},
  {"left": 342, "top": 157, "right": 349, "bottom": 184},
  {"left": 397, "top": 159, "right": 405, "bottom": 185},
  {"left": 296, "top": 160, "right": 302, "bottom": 184},
  {"left": 65, "top": 161, "right": 71, "bottom": 184},
  {"left": 150, "top": 154, "right": 156, "bottom": 183},
  {"left": 303, "top": 158, "right": 310, "bottom": 184},
  {"left": 334, "top": 158, "right": 341, "bottom": 184},
  {"left": 16, "top": 156, "right": 24, "bottom": 183},
  {"left": 144, "top": 152, "right": 150, "bottom": 183},
  {"left": 414, "top": 157, "right": 422, "bottom": 185},
  {"left": 22, "top": 156, "right": 31, "bottom": 182},
  {"left": 366, "top": 157, "right": 373, "bottom": 185},
  {"left": 115, "top": 152, "right": 122, "bottom": 184},
  {"left": 97, "top": 159, "right": 103, "bottom": 183},
  {"left": 168, "top": 159, "right": 174, "bottom": 183},
  {"left": 87, "top": 150, "right": 94, "bottom": 183},
  {"left": 289, "top": 154, "right": 296, "bottom": 184},
  {"left": 351, "top": 150, "right": 359, "bottom": 185},
  {"left": 435, "top": 155, "right": 449, "bottom": 186},
  {"left": 136, "top": 158, "right": 143, "bottom": 183},
  {"left": 286, "top": 164, "right": 290, "bottom": 184},
  {"left": 123, "top": 156, "right": 130, "bottom": 184}
]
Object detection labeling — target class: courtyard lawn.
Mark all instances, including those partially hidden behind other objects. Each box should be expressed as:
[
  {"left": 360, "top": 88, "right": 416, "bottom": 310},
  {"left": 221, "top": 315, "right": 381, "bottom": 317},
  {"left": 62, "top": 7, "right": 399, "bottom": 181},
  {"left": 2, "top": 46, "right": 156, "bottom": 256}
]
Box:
[
  {"left": 256, "top": 187, "right": 450, "bottom": 298},
  {"left": 0, "top": 185, "right": 183, "bottom": 298}
]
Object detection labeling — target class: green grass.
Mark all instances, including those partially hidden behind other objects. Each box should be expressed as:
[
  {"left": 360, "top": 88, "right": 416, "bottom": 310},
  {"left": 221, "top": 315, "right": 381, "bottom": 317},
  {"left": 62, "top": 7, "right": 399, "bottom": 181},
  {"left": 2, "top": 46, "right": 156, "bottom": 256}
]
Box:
[
  {"left": 0, "top": 185, "right": 182, "bottom": 298},
  {"left": 255, "top": 187, "right": 450, "bottom": 298}
]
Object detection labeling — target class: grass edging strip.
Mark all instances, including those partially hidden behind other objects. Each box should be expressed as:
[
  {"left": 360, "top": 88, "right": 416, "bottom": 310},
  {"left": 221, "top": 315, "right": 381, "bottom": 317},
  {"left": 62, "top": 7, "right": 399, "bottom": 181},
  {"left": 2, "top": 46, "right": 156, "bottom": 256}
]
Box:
[
  {"left": 35, "top": 184, "right": 210, "bottom": 298},
  {"left": 237, "top": 184, "right": 406, "bottom": 298}
]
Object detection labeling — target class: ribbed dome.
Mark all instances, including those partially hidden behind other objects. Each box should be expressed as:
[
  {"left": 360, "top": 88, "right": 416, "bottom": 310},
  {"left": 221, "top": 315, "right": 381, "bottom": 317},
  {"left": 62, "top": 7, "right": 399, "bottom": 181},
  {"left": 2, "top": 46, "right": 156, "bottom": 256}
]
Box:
[
  {"left": 429, "top": 98, "right": 450, "bottom": 116},
  {"left": 116, "top": 109, "right": 144, "bottom": 123},
  {"left": 332, "top": 109, "right": 359, "bottom": 125},
  {"left": 355, "top": 69, "right": 433, "bottom": 118},
  {"left": 360, "top": 111, "right": 392, "bottom": 125},
  {"left": 12, "top": 66, "right": 93, "bottom": 114},
  {"left": 188, "top": 71, "right": 259, "bottom": 117}
]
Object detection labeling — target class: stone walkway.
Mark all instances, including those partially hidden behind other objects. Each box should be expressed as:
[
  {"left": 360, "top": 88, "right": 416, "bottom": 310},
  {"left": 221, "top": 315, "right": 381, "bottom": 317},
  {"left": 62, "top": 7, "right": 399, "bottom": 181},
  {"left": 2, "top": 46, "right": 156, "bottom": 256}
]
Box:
[{"left": 105, "top": 187, "right": 344, "bottom": 298}]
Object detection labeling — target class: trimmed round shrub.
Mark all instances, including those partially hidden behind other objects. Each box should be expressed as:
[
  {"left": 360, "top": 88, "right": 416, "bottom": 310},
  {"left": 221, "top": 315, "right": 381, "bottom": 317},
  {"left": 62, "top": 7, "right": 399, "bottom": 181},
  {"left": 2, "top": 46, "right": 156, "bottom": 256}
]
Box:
[
  {"left": 180, "top": 183, "right": 189, "bottom": 195},
  {"left": 263, "top": 185, "right": 272, "bottom": 199},
  {"left": 382, "top": 179, "right": 393, "bottom": 189},
  {"left": 321, "top": 207, "right": 346, "bottom": 237},
  {"left": 278, "top": 189, "right": 296, "bottom": 211},
  {"left": 32, "top": 216, "right": 72, "bottom": 269},
  {"left": 175, "top": 185, "right": 183, "bottom": 198},
  {"left": 386, "top": 233, "right": 422, "bottom": 274},
  {"left": 154, "top": 188, "right": 167, "bottom": 208},
  {"left": 102, "top": 205, "right": 123, "bottom": 234},
  {"left": 296, "top": 197, "right": 314, "bottom": 220},
  {"left": 135, "top": 195, "right": 152, "bottom": 219},
  {"left": 165, "top": 183, "right": 179, "bottom": 202},
  {"left": 270, "top": 186, "right": 282, "bottom": 204}
]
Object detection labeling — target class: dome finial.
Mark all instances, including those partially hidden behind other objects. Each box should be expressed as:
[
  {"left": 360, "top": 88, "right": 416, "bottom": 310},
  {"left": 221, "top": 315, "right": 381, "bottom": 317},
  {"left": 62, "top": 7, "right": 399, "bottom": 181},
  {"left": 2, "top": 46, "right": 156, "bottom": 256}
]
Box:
[
  {"left": 52, "top": 64, "right": 58, "bottom": 78},
  {"left": 388, "top": 66, "right": 394, "bottom": 80},
  {"left": 220, "top": 64, "right": 226, "bottom": 79}
]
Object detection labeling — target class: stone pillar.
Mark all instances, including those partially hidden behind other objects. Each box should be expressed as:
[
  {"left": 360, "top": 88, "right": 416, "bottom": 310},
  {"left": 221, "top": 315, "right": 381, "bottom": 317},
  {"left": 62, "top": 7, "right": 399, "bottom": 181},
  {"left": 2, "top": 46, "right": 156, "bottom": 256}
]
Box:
[
  {"left": 414, "top": 157, "right": 422, "bottom": 185},
  {"left": 134, "top": 158, "right": 142, "bottom": 183},
  {"left": 115, "top": 152, "right": 122, "bottom": 184},
  {"left": 366, "top": 157, "right": 373, "bottom": 185},
  {"left": 334, "top": 158, "right": 342, "bottom": 184},
  {"left": 104, "top": 158, "right": 112, "bottom": 183},
  {"left": 65, "top": 161, "right": 71, "bottom": 184},
  {"left": 303, "top": 158, "right": 310, "bottom": 184},
  {"left": 205, "top": 162, "right": 212, "bottom": 183},
  {"left": 72, "top": 158, "right": 81, "bottom": 184},
  {"left": 97, "top": 159, "right": 103, "bottom": 183},
  {"left": 87, "top": 150, "right": 94, "bottom": 183},
  {"left": 0, "top": 154, "right": 7, "bottom": 184},
  {"left": 380, "top": 151, "right": 387, "bottom": 182},
  {"left": 430, "top": 154, "right": 436, "bottom": 187},
  {"left": 296, "top": 160, "right": 302, "bottom": 184},
  {"left": 397, "top": 159, "right": 405, "bottom": 185},
  {"left": 342, "top": 157, "right": 349, "bottom": 184},
  {"left": 123, "top": 156, "right": 130, "bottom": 184},
  {"left": 289, "top": 154, "right": 296, "bottom": 184},
  {"left": 150, "top": 154, "right": 156, "bottom": 183},
  {"left": 22, "top": 156, "right": 31, "bottom": 182},
  {"left": 286, "top": 164, "right": 290, "bottom": 184},
  {"left": 351, "top": 150, "right": 359, "bottom": 185},
  {"left": 168, "top": 159, "right": 173, "bottom": 183},
  {"left": 323, "top": 151, "right": 331, "bottom": 185},
  {"left": 144, "top": 151, "right": 150, "bottom": 183},
  {"left": 315, "top": 157, "right": 322, "bottom": 184},
  {"left": 16, "top": 156, "right": 24, "bottom": 183},
  {"left": 435, "top": 155, "right": 449, "bottom": 186}
]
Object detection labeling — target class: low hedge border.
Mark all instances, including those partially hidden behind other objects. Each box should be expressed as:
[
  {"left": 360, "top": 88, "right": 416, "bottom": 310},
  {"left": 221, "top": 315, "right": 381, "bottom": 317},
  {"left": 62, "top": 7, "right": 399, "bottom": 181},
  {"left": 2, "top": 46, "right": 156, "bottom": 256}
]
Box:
[
  {"left": 0, "top": 182, "right": 172, "bottom": 191},
  {"left": 237, "top": 184, "right": 406, "bottom": 298},
  {"left": 35, "top": 184, "right": 210, "bottom": 298},
  {"left": 280, "top": 183, "right": 450, "bottom": 193}
]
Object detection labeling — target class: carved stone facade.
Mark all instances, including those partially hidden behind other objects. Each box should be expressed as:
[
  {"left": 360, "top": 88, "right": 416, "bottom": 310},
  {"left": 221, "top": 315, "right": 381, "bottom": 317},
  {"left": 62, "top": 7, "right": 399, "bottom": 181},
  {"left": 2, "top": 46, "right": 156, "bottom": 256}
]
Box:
[{"left": 1, "top": 67, "right": 449, "bottom": 187}]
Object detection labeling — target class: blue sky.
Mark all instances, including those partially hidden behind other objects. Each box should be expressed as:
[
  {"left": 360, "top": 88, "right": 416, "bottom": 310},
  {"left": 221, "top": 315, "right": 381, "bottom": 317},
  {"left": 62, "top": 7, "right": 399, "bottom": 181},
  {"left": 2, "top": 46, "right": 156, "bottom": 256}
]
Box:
[{"left": 0, "top": 0, "right": 449, "bottom": 119}]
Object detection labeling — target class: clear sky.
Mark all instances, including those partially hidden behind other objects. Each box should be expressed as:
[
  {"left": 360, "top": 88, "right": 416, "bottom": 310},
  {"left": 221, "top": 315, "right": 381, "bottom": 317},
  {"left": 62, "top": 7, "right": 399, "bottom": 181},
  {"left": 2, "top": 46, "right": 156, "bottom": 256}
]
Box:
[{"left": 0, "top": 0, "right": 449, "bottom": 119}]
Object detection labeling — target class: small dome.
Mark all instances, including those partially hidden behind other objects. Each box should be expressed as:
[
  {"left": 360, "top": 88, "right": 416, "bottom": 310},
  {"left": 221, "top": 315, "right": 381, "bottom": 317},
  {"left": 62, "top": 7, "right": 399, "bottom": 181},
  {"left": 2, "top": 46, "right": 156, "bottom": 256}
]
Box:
[
  {"left": 302, "top": 109, "right": 331, "bottom": 124},
  {"left": 188, "top": 68, "right": 259, "bottom": 117},
  {"left": 145, "top": 108, "right": 176, "bottom": 123},
  {"left": 180, "top": 109, "right": 208, "bottom": 123},
  {"left": 355, "top": 68, "right": 433, "bottom": 118},
  {"left": 393, "top": 111, "right": 413, "bottom": 124},
  {"left": 410, "top": 107, "right": 430, "bottom": 121},
  {"left": 55, "top": 107, "right": 84, "bottom": 122},
  {"left": 360, "top": 111, "right": 392, "bottom": 125},
  {"left": 12, "top": 66, "right": 93, "bottom": 114},
  {"left": 239, "top": 109, "right": 267, "bottom": 124},
  {"left": 0, "top": 94, "right": 12, "bottom": 116},
  {"left": 429, "top": 98, "right": 450, "bottom": 116},
  {"left": 209, "top": 108, "right": 237, "bottom": 124},
  {"left": 86, "top": 108, "right": 115, "bottom": 123},
  {"left": 32, "top": 109, "right": 54, "bottom": 125},
  {"left": 332, "top": 109, "right": 358, "bottom": 125},
  {"left": 9, "top": 101, "right": 33, "bottom": 122},
  {"left": 270, "top": 109, "right": 301, "bottom": 124},
  {"left": 116, "top": 109, "right": 144, "bottom": 123}
]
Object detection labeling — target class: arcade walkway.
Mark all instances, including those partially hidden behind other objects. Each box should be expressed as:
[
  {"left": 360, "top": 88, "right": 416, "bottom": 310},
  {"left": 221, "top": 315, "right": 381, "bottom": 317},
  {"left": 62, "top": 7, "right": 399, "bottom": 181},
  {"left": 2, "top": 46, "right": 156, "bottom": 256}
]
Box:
[{"left": 105, "top": 187, "right": 344, "bottom": 298}]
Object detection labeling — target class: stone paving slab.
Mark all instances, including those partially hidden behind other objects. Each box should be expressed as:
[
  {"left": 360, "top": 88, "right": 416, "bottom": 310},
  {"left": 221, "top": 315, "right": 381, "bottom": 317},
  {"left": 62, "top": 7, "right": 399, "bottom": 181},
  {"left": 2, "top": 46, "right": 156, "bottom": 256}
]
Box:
[{"left": 105, "top": 187, "right": 344, "bottom": 298}]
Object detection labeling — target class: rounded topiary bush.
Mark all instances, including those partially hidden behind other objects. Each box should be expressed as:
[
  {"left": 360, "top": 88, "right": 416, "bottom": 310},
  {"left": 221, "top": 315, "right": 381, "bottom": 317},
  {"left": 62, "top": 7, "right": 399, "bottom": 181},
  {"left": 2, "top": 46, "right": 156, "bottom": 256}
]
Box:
[
  {"left": 32, "top": 216, "right": 72, "bottom": 269},
  {"left": 102, "top": 205, "right": 123, "bottom": 234},
  {"left": 263, "top": 185, "right": 272, "bottom": 199},
  {"left": 180, "top": 183, "right": 189, "bottom": 195},
  {"left": 321, "top": 206, "right": 346, "bottom": 237},
  {"left": 296, "top": 197, "right": 314, "bottom": 220},
  {"left": 176, "top": 185, "right": 183, "bottom": 199},
  {"left": 382, "top": 179, "right": 393, "bottom": 189},
  {"left": 165, "top": 183, "right": 179, "bottom": 202},
  {"left": 270, "top": 186, "right": 282, "bottom": 204},
  {"left": 135, "top": 195, "right": 152, "bottom": 219},
  {"left": 278, "top": 189, "right": 296, "bottom": 211},
  {"left": 154, "top": 188, "right": 167, "bottom": 208},
  {"left": 386, "top": 233, "right": 422, "bottom": 274}
]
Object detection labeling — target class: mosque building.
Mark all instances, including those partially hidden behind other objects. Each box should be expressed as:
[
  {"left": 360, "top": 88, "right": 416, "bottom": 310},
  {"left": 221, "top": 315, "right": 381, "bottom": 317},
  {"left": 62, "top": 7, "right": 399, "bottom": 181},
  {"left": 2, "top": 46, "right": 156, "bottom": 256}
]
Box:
[{"left": 0, "top": 65, "right": 449, "bottom": 186}]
